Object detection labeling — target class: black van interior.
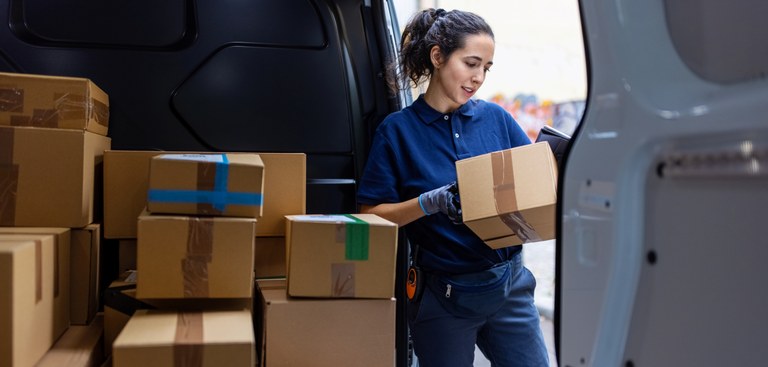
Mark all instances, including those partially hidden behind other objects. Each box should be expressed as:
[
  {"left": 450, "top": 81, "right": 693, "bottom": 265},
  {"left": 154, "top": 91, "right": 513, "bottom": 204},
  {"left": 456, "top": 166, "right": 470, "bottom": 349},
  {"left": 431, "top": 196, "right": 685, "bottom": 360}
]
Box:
[{"left": 1, "top": 0, "right": 410, "bottom": 364}]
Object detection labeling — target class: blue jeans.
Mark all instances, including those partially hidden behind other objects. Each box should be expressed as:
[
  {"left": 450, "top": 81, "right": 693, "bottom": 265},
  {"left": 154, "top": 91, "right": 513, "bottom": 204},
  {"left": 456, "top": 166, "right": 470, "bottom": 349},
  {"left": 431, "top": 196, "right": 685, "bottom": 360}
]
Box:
[{"left": 408, "top": 254, "right": 549, "bottom": 367}]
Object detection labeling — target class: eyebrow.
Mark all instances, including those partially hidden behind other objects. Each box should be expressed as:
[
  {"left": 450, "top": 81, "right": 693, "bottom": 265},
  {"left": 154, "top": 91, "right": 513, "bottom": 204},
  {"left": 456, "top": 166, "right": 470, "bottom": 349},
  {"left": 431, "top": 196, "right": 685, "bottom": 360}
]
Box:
[{"left": 465, "top": 55, "right": 493, "bottom": 65}]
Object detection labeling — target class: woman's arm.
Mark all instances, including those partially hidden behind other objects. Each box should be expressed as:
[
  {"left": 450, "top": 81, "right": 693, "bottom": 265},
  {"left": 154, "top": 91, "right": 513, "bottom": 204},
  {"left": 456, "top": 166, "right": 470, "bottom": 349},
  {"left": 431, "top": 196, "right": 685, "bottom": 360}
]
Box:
[
  {"left": 360, "top": 198, "right": 425, "bottom": 227},
  {"left": 360, "top": 183, "right": 461, "bottom": 226}
]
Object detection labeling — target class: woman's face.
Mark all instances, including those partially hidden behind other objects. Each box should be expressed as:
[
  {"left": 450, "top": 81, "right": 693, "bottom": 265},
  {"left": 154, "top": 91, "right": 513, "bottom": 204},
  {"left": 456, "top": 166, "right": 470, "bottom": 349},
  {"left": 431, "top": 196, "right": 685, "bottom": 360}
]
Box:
[{"left": 427, "top": 33, "right": 495, "bottom": 113}]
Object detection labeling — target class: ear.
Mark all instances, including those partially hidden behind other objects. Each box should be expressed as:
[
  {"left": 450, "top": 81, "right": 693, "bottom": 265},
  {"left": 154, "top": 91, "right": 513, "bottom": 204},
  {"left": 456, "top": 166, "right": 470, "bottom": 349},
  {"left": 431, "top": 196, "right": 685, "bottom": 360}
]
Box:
[{"left": 430, "top": 45, "right": 443, "bottom": 69}]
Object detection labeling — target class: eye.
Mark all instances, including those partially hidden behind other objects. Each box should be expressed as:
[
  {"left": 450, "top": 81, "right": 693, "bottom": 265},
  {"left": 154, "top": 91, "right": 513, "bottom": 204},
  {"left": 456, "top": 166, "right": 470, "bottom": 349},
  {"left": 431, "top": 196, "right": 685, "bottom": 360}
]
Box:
[{"left": 484, "top": 67, "right": 491, "bottom": 73}]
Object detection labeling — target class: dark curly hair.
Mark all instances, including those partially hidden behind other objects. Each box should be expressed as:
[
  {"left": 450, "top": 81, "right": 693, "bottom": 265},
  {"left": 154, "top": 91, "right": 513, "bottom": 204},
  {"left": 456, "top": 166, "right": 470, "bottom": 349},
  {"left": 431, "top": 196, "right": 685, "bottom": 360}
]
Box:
[{"left": 388, "top": 8, "right": 494, "bottom": 93}]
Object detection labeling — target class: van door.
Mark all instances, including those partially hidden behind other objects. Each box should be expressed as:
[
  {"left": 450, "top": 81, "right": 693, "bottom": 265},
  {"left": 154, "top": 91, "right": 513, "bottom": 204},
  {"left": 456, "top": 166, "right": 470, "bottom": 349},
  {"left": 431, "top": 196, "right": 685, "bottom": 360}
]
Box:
[{"left": 560, "top": 1, "right": 768, "bottom": 366}]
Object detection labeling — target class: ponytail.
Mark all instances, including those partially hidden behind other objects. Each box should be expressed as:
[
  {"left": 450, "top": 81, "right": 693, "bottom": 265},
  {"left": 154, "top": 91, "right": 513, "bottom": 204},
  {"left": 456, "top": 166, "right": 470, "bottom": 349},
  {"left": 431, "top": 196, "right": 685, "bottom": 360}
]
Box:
[{"left": 386, "top": 8, "right": 494, "bottom": 93}]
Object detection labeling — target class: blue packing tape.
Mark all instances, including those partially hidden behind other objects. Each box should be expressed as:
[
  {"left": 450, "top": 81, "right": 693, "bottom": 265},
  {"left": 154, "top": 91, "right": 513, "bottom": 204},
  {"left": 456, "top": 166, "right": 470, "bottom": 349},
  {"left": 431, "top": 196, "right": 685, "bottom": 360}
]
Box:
[
  {"left": 213, "top": 154, "right": 229, "bottom": 211},
  {"left": 149, "top": 154, "right": 263, "bottom": 211},
  {"left": 148, "top": 189, "right": 263, "bottom": 207}
]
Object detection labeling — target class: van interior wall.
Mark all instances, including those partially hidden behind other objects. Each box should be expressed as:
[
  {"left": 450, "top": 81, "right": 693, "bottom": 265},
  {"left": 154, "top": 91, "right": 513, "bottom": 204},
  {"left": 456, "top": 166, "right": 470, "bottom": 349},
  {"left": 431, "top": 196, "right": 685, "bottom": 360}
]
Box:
[{"left": 0, "top": 0, "right": 394, "bottom": 215}]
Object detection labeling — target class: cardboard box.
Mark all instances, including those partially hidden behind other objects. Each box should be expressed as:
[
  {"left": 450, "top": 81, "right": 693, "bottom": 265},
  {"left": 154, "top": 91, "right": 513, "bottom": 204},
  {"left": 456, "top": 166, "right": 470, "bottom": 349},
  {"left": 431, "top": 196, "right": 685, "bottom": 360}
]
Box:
[
  {"left": 0, "top": 126, "right": 111, "bottom": 228},
  {"left": 255, "top": 280, "right": 395, "bottom": 367},
  {"left": 126, "top": 234, "right": 286, "bottom": 279},
  {"left": 285, "top": 214, "right": 398, "bottom": 299},
  {"left": 254, "top": 236, "right": 286, "bottom": 280},
  {"left": 0, "top": 229, "right": 71, "bottom": 335},
  {"left": 147, "top": 153, "right": 264, "bottom": 218},
  {"left": 70, "top": 224, "right": 101, "bottom": 325},
  {"left": 35, "top": 314, "right": 105, "bottom": 367},
  {"left": 456, "top": 142, "right": 558, "bottom": 249},
  {"left": 0, "top": 72, "right": 109, "bottom": 136},
  {"left": 103, "top": 272, "right": 153, "bottom": 357},
  {"left": 104, "top": 271, "right": 254, "bottom": 357},
  {"left": 112, "top": 309, "right": 254, "bottom": 367},
  {"left": 0, "top": 235, "right": 61, "bottom": 367},
  {"left": 137, "top": 211, "right": 256, "bottom": 299},
  {"left": 104, "top": 151, "right": 305, "bottom": 238}
]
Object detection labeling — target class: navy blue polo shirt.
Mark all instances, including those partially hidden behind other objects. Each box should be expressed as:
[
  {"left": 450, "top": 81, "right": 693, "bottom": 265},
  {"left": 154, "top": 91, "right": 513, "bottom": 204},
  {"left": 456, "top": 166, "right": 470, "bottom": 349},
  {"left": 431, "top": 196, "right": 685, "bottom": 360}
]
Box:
[{"left": 357, "top": 95, "right": 531, "bottom": 274}]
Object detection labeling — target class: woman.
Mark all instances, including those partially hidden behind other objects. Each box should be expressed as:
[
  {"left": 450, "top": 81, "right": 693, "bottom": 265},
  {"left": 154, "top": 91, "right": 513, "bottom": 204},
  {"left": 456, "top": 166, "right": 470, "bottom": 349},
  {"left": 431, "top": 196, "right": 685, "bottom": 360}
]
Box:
[{"left": 356, "top": 8, "right": 550, "bottom": 367}]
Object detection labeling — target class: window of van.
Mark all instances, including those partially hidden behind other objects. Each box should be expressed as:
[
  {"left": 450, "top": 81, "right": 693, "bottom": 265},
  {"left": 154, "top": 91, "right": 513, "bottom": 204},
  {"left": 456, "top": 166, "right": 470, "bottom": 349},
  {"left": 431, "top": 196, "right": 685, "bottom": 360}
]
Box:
[{"left": 391, "top": 1, "right": 587, "bottom": 365}]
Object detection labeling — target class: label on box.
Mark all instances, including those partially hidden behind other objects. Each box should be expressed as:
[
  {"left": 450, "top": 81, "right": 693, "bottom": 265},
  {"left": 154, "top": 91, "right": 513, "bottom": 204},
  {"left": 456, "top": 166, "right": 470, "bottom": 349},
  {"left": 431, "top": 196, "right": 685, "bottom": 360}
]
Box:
[
  {"left": 157, "top": 153, "right": 225, "bottom": 163},
  {"left": 292, "top": 215, "right": 356, "bottom": 223}
]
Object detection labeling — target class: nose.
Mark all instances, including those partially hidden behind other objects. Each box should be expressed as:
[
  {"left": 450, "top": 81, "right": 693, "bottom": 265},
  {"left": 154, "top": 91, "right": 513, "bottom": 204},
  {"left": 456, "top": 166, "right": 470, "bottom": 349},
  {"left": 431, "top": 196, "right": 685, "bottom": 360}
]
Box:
[{"left": 472, "top": 70, "right": 485, "bottom": 85}]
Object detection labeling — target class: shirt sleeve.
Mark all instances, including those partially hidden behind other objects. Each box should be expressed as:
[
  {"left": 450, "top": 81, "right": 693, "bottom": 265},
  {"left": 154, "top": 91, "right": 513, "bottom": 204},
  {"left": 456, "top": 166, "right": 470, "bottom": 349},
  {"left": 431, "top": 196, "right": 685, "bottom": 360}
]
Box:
[{"left": 356, "top": 129, "right": 401, "bottom": 205}]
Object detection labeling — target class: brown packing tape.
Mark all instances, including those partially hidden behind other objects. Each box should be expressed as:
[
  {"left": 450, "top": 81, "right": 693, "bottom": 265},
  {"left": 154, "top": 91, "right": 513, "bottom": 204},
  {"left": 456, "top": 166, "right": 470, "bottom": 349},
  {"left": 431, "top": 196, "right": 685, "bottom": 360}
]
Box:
[
  {"left": 491, "top": 150, "right": 541, "bottom": 243},
  {"left": 491, "top": 150, "right": 518, "bottom": 213},
  {"left": 53, "top": 92, "right": 86, "bottom": 122},
  {"left": 335, "top": 222, "right": 345, "bottom": 244},
  {"left": 34, "top": 109, "right": 58, "bottom": 127},
  {"left": 10, "top": 115, "right": 30, "bottom": 125},
  {"left": 331, "top": 223, "right": 357, "bottom": 297},
  {"left": 0, "top": 128, "right": 17, "bottom": 225},
  {"left": 0, "top": 87, "right": 23, "bottom": 112},
  {"left": 197, "top": 161, "right": 221, "bottom": 215},
  {"left": 499, "top": 212, "right": 542, "bottom": 243},
  {"left": 35, "top": 239, "right": 42, "bottom": 303},
  {"left": 183, "top": 218, "right": 214, "bottom": 298},
  {"left": 331, "top": 263, "right": 355, "bottom": 297},
  {"left": 8, "top": 109, "right": 58, "bottom": 127},
  {"left": 0, "top": 128, "right": 13, "bottom": 163},
  {"left": 174, "top": 312, "right": 204, "bottom": 367},
  {"left": 0, "top": 165, "right": 18, "bottom": 225},
  {"left": 92, "top": 98, "right": 109, "bottom": 127}
]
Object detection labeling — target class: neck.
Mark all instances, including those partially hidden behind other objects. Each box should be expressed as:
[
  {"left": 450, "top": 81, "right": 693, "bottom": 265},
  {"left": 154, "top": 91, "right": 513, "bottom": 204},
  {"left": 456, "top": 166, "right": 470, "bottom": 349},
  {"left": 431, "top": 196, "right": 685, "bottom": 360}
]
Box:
[{"left": 423, "top": 85, "right": 459, "bottom": 114}]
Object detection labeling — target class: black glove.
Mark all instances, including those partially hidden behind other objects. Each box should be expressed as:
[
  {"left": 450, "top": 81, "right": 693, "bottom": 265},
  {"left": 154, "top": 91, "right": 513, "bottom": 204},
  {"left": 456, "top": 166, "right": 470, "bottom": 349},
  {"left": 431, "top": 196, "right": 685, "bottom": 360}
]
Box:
[{"left": 418, "top": 182, "right": 463, "bottom": 224}]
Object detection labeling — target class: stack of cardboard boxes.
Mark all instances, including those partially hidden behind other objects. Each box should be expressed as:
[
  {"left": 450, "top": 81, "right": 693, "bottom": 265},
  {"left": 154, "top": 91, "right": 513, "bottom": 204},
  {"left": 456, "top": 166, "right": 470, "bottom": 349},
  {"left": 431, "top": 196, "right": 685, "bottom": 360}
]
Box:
[
  {"left": 101, "top": 148, "right": 401, "bottom": 366},
  {"left": 110, "top": 152, "right": 265, "bottom": 366},
  {"left": 0, "top": 71, "right": 110, "bottom": 366},
  {"left": 100, "top": 150, "right": 306, "bottom": 363},
  {"left": 253, "top": 214, "right": 398, "bottom": 367}
]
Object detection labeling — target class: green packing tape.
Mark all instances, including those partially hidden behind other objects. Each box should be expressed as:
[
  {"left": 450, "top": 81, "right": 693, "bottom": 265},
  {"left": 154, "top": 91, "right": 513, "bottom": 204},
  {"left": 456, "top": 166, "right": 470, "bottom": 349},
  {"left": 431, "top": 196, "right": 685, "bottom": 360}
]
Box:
[{"left": 343, "top": 214, "right": 369, "bottom": 261}]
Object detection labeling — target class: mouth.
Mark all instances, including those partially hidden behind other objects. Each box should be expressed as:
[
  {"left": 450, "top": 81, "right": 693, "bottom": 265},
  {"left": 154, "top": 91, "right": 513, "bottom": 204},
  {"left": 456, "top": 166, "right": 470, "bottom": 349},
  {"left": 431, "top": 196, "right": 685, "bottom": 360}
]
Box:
[{"left": 462, "top": 87, "right": 474, "bottom": 95}]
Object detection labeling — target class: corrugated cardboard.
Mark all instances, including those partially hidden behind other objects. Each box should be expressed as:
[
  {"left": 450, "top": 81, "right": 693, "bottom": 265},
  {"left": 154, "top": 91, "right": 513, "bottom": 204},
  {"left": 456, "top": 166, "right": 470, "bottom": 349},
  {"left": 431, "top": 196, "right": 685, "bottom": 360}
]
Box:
[
  {"left": 70, "top": 224, "right": 101, "bottom": 325},
  {"left": 112, "top": 309, "right": 254, "bottom": 367},
  {"left": 0, "top": 229, "right": 71, "bottom": 335},
  {"left": 0, "top": 235, "right": 60, "bottom": 367},
  {"left": 285, "top": 214, "right": 398, "bottom": 299},
  {"left": 35, "top": 314, "right": 105, "bottom": 367},
  {"left": 255, "top": 280, "right": 395, "bottom": 367},
  {"left": 456, "top": 141, "right": 558, "bottom": 248},
  {"left": 0, "top": 126, "right": 111, "bottom": 228},
  {"left": 103, "top": 272, "right": 152, "bottom": 357},
  {"left": 104, "top": 271, "right": 253, "bottom": 357},
  {"left": 254, "top": 236, "right": 286, "bottom": 280},
  {"left": 147, "top": 153, "right": 265, "bottom": 218},
  {"left": 104, "top": 150, "right": 305, "bottom": 238},
  {"left": 137, "top": 211, "right": 256, "bottom": 299},
  {"left": 0, "top": 72, "right": 109, "bottom": 136}
]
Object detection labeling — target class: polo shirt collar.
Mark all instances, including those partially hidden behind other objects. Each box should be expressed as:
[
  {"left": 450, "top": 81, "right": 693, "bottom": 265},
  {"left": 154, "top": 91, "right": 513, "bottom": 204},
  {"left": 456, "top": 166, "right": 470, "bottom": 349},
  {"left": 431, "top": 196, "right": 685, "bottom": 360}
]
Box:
[{"left": 412, "top": 95, "right": 477, "bottom": 125}]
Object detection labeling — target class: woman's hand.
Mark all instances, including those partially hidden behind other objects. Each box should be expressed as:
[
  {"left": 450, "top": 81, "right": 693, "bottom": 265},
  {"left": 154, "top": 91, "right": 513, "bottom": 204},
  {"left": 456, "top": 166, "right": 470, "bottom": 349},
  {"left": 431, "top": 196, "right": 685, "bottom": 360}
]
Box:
[{"left": 419, "top": 182, "right": 463, "bottom": 224}]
